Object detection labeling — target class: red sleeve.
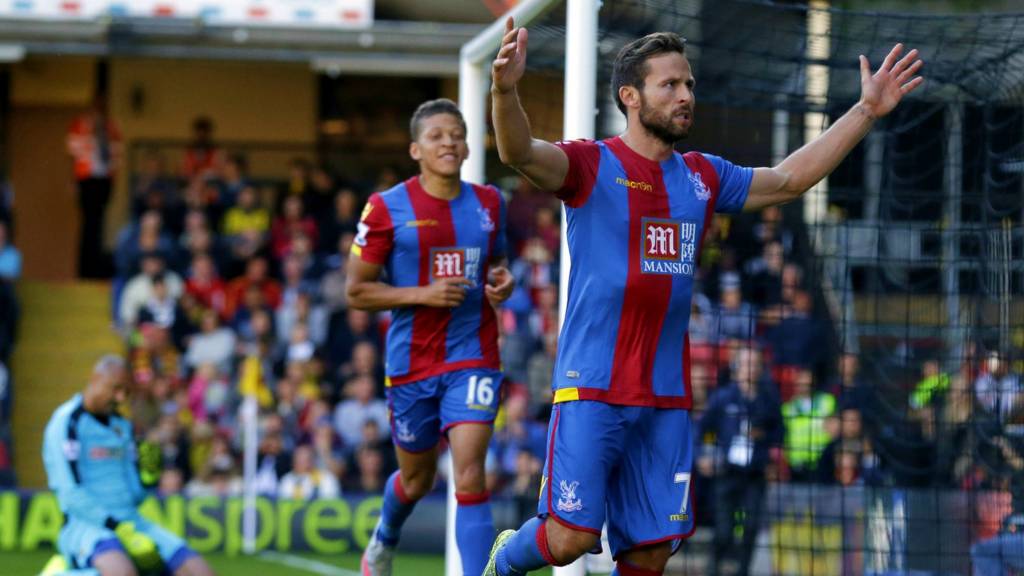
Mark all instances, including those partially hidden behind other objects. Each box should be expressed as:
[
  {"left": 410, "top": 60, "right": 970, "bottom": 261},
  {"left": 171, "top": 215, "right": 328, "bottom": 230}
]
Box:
[
  {"left": 352, "top": 193, "right": 394, "bottom": 265},
  {"left": 554, "top": 139, "right": 601, "bottom": 208}
]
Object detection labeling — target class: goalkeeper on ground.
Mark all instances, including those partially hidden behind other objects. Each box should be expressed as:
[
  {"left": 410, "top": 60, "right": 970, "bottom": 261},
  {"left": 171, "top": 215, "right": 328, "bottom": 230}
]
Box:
[{"left": 42, "top": 354, "right": 214, "bottom": 576}]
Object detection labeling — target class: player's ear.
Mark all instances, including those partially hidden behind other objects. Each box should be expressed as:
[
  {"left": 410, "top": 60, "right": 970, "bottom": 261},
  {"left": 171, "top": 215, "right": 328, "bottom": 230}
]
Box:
[
  {"left": 619, "top": 85, "right": 641, "bottom": 111},
  {"left": 409, "top": 141, "right": 421, "bottom": 162}
]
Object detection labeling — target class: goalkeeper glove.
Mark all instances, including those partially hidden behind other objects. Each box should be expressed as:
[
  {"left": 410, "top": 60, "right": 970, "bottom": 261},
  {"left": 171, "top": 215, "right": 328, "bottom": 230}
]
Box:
[
  {"left": 137, "top": 440, "right": 162, "bottom": 488},
  {"left": 113, "top": 521, "right": 163, "bottom": 573}
]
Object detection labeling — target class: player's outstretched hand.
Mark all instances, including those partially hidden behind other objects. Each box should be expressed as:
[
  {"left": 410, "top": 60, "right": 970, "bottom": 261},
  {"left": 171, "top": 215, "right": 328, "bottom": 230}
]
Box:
[
  {"left": 485, "top": 266, "right": 514, "bottom": 306},
  {"left": 858, "top": 43, "right": 924, "bottom": 119},
  {"left": 492, "top": 17, "right": 528, "bottom": 94},
  {"left": 421, "top": 277, "right": 473, "bottom": 308}
]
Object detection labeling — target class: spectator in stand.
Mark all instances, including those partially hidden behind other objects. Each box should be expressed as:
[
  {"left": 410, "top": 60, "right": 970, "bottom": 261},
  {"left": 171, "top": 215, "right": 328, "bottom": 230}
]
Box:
[
  {"left": 753, "top": 205, "right": 794, "bottom": 255},
  {"left": 337, "top": 340, "right": 382, "bottom": 386},
  {"left": 0, "top": 220, "right": 21, "bottom": 281},
  {"left": 909, "top": 359, "right": 951, "bottom": 411},
  {"left": 533, "top": 205, "right": 560, "bottom": 256},
  {"left": 136, "top": 273, "right": 191, "bottom": 350},
  {"left": 976, "top": 351, "right": 1022, "bottom": 424},
  {"left": 284, "top": 157, "right": 312, "bottom": 204},
  {"left": 506, "top": 177, "right": 553, "bottom": 252},
  {"left": 525, "top": 333, "right": 557, "bottom": 418},
  {"left": 307, "top": 164, "right": 337, "bottom": 217},
  {"left": 182, "top": 116, "right": 224, "bottom": 182},
  {"left": 781, "top": 368, "right": 836, "bottom": 481},
  {"left": 745, "top": 240, "right": 784, "bottom": 308},
  {"left": 493, "top": 391, "right": 547, "bottom": 482},
  {"left": 324, "top": 308, "right": 376, "bottom": 382},
  {"left": 699, "top": 347, "right": 783, "bottom": 576},
  {"left": 817, "top": 408, "right": 882, "bottom": 485},
  {"left": 222, "top": 185, "right": 270, "bottom": 267},
  {"left": 319, "top": 188, "right": 360, "bottom": 258},
  {"left": 333, "top": 374, "right": 389, "bottom": 448},
  {"left": 350, "top": 442, "right": 387, "bottom": 493},
  {"left": 311, "top": 418, "right": 346, "bottom": 480},
  {"left": 279, "top": 253, "right": 318, "bottom": 317},
  {"left": 271, "top": 195, "right": 319, "bottom": 260},
  {"left": 119, "top": 252, "right": 184, "bottom": 328},
  {"left": 219, "top": 154, "right": 250, "bottom": 207},
  {"left": 114, "top": 210, "right": 177, "bottom": 279},
  {"left": 254, "top": 415, "right": 291, "bottom": 496},
  {"left": 526, "top": 284, "right": 558, "bottom": 346},
  {"left": 510, "top": 237, "right": 556, "bottom": 304},
  {"left": 186, "top": 363, "right": 231, "bottom": 427},
  {"left": 830, "top": 352, "right": 874, "bottom": 416},
  {"left": 184, "top": 309, "right": 236, "bottom": 372},
  {"left": 763, "top": 290, "right": 825, "bottom": 371},
  {"left": 224, "top": 256, "right": 282, "bottom": 318},
  {"left": 279, "top": 444, "right": 341, "bottom": 500},
  {"left": 67, "top": 92, "right": 122, "bottom": 279},
  {"left": 779, "top": 262, "right": 804, "bottom": 309},
  {"left": 971, "top": 433, "right": 1024, "bottom": 576},
  {"left": 185, "top": 253, "right": 227, "bottom": 318},
  {"left": 320, "top": 233, "right": 355, "bottom": 314},
  {"left": 709, "top": 272, "right": 757, "bottom": 343},
  {"left": 131, "top": 151, "right": 180, "bottom": 223},
  {"left": 277, "top": 291, "right": 328, "bottom": 350}
]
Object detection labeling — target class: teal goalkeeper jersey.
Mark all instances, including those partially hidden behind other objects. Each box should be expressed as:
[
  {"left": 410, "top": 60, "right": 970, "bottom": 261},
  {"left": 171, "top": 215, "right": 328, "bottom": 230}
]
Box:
[{"left": 42, "top": 394, "right": 145, "bottom": 525}]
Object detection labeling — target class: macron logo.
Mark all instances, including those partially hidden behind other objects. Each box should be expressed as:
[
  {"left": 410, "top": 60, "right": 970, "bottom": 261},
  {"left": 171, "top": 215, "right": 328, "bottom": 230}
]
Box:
[{"left": 616, "top": 177, "right": 653, "bottom": 192}]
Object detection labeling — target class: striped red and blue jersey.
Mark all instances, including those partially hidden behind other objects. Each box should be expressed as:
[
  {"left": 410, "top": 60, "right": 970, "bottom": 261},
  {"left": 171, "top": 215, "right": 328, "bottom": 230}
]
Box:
[
  {"left": 552, "top": 137, "right": 752, "bottom": 409},
  {"left": 353, "top": 176, "right": 507, "bottom": 386}
]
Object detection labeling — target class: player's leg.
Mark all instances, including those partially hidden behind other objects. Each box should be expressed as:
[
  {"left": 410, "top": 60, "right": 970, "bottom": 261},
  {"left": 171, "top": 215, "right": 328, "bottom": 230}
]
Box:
[
  {"left": 131, "top": 516, "right": 213, "bottom": 576},
  {"left": 62, "top": 519, "right": 137, "bottom": 576},
  {"left": 486, "top": 401, "right": 625, "bottom": 575},
  {"left": 91, "top": 552, "right": 138, "bottom": 576},
  {"left": 364, "top": 378, "right": 442, "bottom": 575},
  {"left": 441, "top": 369, "right": 503, "bottom": 575},
  {"left": 606, "top": 407, "right": 695, "bottom": 575}
]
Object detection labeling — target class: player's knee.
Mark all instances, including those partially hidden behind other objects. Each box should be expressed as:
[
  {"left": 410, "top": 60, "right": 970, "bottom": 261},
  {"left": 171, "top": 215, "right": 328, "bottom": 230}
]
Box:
[
  {"left": 452, "top": 461, "right": 486, "bottom": 494},
  {"left": 545, "top": 521, "right": 599, "bottom": 566},
  {"left": 94, "top": 552, "right": 139, "bottom": 576},
  {"left": 620, "top": 542, "right": 673, "bottom": 572},
  {"left": 400, "top": 468, "right": 436, "bottom": 501},
  {"left": 175, "top": 555, "right": 216, "bottom": 576}
]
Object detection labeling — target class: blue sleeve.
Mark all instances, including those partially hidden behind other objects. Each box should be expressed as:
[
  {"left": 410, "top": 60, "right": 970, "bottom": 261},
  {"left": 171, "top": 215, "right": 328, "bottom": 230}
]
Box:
[
  {"left": 704, "top": 154, "right": 753, "bottom": 214},
  {"left": 42, "top": 409, "right": 117, "bottom": 528}
]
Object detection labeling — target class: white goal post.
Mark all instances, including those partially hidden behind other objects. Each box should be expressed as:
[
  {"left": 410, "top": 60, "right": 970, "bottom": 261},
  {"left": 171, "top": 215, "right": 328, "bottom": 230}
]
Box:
[{"left": 455, "top": 1, "right": 598, "bottom": 575}]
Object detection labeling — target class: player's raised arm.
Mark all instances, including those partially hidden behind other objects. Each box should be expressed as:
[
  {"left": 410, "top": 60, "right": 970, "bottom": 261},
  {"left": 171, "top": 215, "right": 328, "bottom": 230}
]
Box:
[
  {"left": 491, "top": 17, "right": 570, "bottom": 192},
  {"left": 744, "top": 44, "right": 924, "bottom": 212}
]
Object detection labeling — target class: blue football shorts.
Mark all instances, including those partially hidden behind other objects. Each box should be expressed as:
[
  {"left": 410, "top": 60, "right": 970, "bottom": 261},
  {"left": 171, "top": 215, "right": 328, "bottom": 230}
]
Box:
[
  {"left": 386, "top": 368, "right": 504, "bottom": 452},
  {"left": 537, "top": 400, "right": 695, "bottom": 557}
]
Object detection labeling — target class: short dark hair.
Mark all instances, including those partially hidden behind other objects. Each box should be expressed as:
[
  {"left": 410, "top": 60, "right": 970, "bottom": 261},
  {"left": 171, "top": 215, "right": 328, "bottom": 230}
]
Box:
[
  {"left": 611, "top": 32, "right": 687, "bottom": 115},
  {"left": 409, "top": 98, "right": 466, "bottom": 140}
]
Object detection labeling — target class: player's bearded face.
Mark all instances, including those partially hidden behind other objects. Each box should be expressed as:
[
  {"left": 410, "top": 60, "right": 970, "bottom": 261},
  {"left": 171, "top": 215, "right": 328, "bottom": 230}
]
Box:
[
  {"left": 635, "top": 52, "right": 694, "bottom": 145},
  {"left": 412, "top": 113, "right": 469, "bottom": 178},
  {"left": 638, "top": 92, "right": 690, "bottom": 144}
]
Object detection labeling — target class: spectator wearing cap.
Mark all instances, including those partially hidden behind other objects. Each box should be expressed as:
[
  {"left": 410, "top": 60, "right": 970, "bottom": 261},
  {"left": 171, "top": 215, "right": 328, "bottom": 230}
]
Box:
[{"left": 119, "top": 252, "right": 184, "bottom": 328}]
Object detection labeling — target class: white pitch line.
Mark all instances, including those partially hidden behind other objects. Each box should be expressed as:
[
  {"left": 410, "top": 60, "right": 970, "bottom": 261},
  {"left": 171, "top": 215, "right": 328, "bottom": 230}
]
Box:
[{"left": 256, "top": 551, "right": 362, "bottom": 576}]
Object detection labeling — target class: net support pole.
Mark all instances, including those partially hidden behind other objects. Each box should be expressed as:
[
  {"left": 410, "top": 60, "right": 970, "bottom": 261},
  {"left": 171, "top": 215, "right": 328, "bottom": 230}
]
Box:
[
  {"left": 240, "top": 394, "right": 259, "bottom": 554},
  {"left": 459, "top": 0, "right": 563, "bottom": 185},
  {"left": 556, "top": 0, "right": 598, "bottom": 573},
  {"left": 942, "top": 103, "right": 962, "bottom": 363}
]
